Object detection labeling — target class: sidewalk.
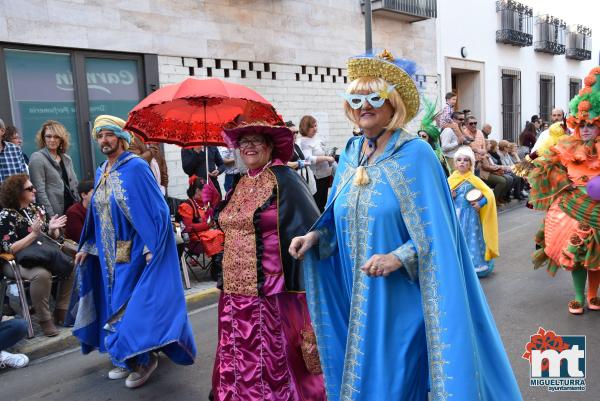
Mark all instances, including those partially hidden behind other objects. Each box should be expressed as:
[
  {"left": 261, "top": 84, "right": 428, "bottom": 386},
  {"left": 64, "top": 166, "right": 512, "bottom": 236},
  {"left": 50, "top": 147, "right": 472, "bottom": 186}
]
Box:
[{"left": 6, "top": 276, "right": 219, "bottom": 361}]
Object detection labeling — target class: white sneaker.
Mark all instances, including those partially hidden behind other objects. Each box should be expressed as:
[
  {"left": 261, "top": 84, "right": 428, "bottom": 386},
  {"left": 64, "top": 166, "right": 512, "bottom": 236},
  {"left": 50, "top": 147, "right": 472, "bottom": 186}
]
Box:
[
  {"left": 108, "top": 366, "right": 130, "bottom": 380},
  {"left": 125, "top": 353, "right": 158, "bottom": 389},
  {"left": 475, "top": 265, "right": 488, "bottom": 273},
  {"left": 0, "top": 350, "right": 29, "bottom": 369}
]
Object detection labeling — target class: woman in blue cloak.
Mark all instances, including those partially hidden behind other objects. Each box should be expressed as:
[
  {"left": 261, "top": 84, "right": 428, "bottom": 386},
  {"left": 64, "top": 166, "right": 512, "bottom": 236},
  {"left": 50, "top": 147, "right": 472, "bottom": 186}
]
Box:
[{"left": 289, "top": 51, "right": 522, "bottom": 401}]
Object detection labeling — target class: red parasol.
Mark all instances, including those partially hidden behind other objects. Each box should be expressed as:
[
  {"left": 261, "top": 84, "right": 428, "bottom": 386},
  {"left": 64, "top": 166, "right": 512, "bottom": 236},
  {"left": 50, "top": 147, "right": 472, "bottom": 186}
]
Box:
[{"left": 125, "top": 77, "right": 282, "bottom": 147}]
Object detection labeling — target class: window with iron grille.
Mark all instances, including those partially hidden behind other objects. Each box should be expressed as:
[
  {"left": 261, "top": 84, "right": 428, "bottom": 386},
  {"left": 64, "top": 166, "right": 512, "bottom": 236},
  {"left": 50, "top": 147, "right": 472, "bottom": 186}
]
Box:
[
  {"left": 569, "top": 78, "right": 582, "bottom": 101},
  {"left": 501, "top": 69, "right": 521, "bottom": 143},
  {"left": 539, "top": 74, "right": 555, "bottom": 123}
]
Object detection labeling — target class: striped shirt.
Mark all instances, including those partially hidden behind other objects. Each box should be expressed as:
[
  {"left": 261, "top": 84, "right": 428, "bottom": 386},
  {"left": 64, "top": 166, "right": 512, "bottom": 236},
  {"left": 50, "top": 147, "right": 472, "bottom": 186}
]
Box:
[{"left": 0, "top": 141, "right": 28, "bottom": 183}]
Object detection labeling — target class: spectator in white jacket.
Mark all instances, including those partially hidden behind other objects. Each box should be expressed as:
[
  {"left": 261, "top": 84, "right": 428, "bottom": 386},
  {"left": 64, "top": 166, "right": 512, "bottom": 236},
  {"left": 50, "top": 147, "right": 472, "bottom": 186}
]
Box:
[
  {"left": 297, "top": 115, "right": 335, "bottom": 211},
  {"left": 440, "top": 111, "right": 466, "bottom": 172}
]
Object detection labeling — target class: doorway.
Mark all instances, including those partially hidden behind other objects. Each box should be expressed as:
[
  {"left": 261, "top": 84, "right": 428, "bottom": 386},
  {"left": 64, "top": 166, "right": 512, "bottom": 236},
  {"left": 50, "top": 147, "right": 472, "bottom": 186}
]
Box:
[{"left": 445, "top": 58, "right": 485, "bottom": 123}]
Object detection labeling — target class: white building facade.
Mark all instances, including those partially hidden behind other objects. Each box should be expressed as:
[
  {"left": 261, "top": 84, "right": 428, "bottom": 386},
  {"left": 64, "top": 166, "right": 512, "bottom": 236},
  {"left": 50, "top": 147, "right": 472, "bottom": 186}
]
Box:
[{"left": 436, "top": 0, "right": 598, "bottom": 143}]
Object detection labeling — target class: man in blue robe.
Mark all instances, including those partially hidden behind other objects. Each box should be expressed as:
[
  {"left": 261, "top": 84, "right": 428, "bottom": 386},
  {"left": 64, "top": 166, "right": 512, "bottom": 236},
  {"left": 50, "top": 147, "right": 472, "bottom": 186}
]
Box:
[{"left": 72, "top": 115, "right": 196, "bottom": 389}]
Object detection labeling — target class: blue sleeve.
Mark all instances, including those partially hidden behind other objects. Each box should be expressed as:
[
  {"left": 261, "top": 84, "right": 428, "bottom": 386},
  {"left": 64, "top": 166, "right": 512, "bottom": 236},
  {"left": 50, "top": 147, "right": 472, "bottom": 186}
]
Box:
[
  {"left": 478, "top": 197, "right": 488, "bottom": 208},
  {"left": 391, "top": 240, "right": 418, "bottom": 282},
  {"left": 316, "top": 224, "right": 337, "bottom": 260}
]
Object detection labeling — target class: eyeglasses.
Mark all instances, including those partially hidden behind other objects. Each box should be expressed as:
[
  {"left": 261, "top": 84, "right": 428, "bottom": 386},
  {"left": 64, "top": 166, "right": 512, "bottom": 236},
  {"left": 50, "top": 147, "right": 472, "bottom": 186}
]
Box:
[
  {"left": 24, "top": 186, "right": 35, "bottom": 192},
  {"left": 44, "top": 134, "right": 61, "bottom": 140},
  {"left": 468, "top": 122, "right": 478, "bottom": 126},
  {"left": 579, "top": 122, "right": 596, "bottom": 129},
  {"left": 239, "top": 138, "right": 266, "bottom": 149},
  {"left": 342, "top": 84, "right": 395, "bottom": 110}
]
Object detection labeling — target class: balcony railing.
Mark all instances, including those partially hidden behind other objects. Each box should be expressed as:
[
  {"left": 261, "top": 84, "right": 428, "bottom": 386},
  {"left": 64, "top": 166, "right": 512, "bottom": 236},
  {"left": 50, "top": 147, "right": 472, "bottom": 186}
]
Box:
[
  {"left": 362, "top": 0, "right": 437, "bottom": 22},
  {"left": 534, "top": 15, "right": 566, "bottom": 55},
  {"left": 566, "top": 25, "right": 592, "bottom": 61},
  {"left": 495, "top": 1, "right": 533, "bottom": 47}
]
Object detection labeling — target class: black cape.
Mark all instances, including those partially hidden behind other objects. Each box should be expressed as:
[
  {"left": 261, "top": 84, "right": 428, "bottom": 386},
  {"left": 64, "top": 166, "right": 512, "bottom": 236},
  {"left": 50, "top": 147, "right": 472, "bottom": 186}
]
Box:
[{"left": 216, "top": 165, "right": 320, "bottom": 293}]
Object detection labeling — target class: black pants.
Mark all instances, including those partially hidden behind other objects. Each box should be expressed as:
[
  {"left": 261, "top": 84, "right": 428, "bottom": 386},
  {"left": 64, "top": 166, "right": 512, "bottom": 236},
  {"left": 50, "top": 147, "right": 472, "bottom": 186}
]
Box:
[{"left": 313, "top": 176, "right": 330, "bottom": 212}]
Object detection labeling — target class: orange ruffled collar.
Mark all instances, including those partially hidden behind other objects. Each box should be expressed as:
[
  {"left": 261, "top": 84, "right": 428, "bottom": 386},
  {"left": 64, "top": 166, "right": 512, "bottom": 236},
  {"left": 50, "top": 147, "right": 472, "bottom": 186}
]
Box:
[{"left": 553, "top": 135, "right": 600, "bottom": 171}]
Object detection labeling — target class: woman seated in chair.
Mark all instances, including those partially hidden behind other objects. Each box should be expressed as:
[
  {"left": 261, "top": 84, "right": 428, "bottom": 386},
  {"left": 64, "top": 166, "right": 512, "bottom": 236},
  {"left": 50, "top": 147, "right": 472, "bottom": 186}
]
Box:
[
  {"left": 178, "top": 176, "right": 224, "bottom": 273},
  {"left": 0, "top": 174, "right": 72, "bottom": 337}
]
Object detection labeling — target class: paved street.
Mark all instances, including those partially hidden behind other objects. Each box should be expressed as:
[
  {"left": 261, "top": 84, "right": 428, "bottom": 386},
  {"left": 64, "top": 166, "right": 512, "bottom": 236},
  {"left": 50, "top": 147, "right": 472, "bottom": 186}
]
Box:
[{"left": 1, "top": 206, "right": 599, "bottom": 401}]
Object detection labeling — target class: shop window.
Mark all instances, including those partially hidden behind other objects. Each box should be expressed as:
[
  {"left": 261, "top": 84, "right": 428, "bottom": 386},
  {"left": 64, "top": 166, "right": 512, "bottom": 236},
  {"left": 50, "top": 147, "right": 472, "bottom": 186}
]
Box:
[
  {"left": 4, "top": 49, "right": 82, "bottom": 175},
  {"left": 85, "top": 58, "right": 142, "bottom": 167},
  {"left": 1, "top": 46, "right": 150, "bottom": 179}
]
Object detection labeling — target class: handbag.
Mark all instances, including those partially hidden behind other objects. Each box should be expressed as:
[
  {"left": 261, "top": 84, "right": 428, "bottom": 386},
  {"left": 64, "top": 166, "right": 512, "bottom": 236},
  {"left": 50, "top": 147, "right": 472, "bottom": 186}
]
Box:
[
  {"left": 15, "top": 235, "right": 74, "bottom": 279},
  {"left": 198, "top": 229, "right": 224, "bottom": 257},
  {"left": 60, "top": 238, "right": 79, "bottom": 258},
  {"left": 300, "top": 327, "right": 322, "bottom": 374}
]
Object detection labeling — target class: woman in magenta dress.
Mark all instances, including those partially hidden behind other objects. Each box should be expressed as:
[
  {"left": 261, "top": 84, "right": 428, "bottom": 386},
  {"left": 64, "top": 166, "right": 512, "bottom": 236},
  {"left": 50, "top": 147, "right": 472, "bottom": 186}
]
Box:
[{"left": 212, "top": 123, "right": 325, "bottom": 401}]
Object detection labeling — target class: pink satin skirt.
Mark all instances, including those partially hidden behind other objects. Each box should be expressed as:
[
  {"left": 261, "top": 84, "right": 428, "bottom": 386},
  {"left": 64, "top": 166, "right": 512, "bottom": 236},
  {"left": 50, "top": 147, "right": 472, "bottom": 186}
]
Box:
[{"left": 212, "top": 291, "right": 326, "bottom": 401}]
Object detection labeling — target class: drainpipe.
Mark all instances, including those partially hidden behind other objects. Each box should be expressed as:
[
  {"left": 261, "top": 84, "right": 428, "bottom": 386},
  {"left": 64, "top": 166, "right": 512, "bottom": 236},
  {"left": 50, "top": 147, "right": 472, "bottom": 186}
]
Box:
[{"left": 365, "top": 0, "right": 373, "bottom": 53}]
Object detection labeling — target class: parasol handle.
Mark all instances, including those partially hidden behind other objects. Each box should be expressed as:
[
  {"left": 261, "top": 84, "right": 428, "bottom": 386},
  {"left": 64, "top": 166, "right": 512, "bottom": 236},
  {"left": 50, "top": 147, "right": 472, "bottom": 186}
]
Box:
[
  {"left": 206, "top": 146, "right": 209, "bottom": 183},
  {"left": 203, "top": 99, "right": 210, "bottom": 183}
]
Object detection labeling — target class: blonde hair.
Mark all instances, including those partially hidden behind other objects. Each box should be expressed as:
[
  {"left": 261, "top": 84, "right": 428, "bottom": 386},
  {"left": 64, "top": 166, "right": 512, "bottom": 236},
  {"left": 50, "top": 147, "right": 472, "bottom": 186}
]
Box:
[
  {"left": 36, "top": 120, "right": 71, "bottom": 153},
  {"left": 344, "top": 77, "right": 407, "bottom": 131},
  {"left": 498, "top": 140, "right": 510, "bottom": 151}
]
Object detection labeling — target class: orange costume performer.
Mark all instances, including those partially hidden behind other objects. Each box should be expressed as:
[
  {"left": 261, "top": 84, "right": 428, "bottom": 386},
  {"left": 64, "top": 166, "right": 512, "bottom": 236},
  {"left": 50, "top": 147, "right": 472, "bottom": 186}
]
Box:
[{"left": 528, "top": 66, "right": 600, "bottom": 315}]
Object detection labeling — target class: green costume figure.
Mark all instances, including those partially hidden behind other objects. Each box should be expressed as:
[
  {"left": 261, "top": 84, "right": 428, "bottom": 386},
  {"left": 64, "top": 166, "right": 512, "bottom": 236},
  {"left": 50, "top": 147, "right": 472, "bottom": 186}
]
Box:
[{"left": 418, "top": 97, "right": 449, "bottom": 175}]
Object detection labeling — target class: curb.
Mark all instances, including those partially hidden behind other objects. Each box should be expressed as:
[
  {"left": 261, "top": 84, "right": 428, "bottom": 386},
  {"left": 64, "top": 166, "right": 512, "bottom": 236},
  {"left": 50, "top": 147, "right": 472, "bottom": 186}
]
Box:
[
  {"left": 12, "top": 286, "right": 220, "bottom": 361},
  {"left": 185, "top": 287, "right": 220, "bottom": 308}
]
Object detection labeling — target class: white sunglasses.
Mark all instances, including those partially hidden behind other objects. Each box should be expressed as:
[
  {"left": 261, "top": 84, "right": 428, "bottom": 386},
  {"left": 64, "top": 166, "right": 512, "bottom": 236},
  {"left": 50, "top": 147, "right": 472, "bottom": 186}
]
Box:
[{"left": 342, "top": 84, "right": 396, "bottom": 110}]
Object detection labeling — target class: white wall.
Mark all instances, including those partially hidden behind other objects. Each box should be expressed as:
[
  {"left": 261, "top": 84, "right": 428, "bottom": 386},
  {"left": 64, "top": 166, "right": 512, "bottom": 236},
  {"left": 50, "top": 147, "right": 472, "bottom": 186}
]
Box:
[{"left": 436, "top": 0, "right": 600, "bottom": 140}]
